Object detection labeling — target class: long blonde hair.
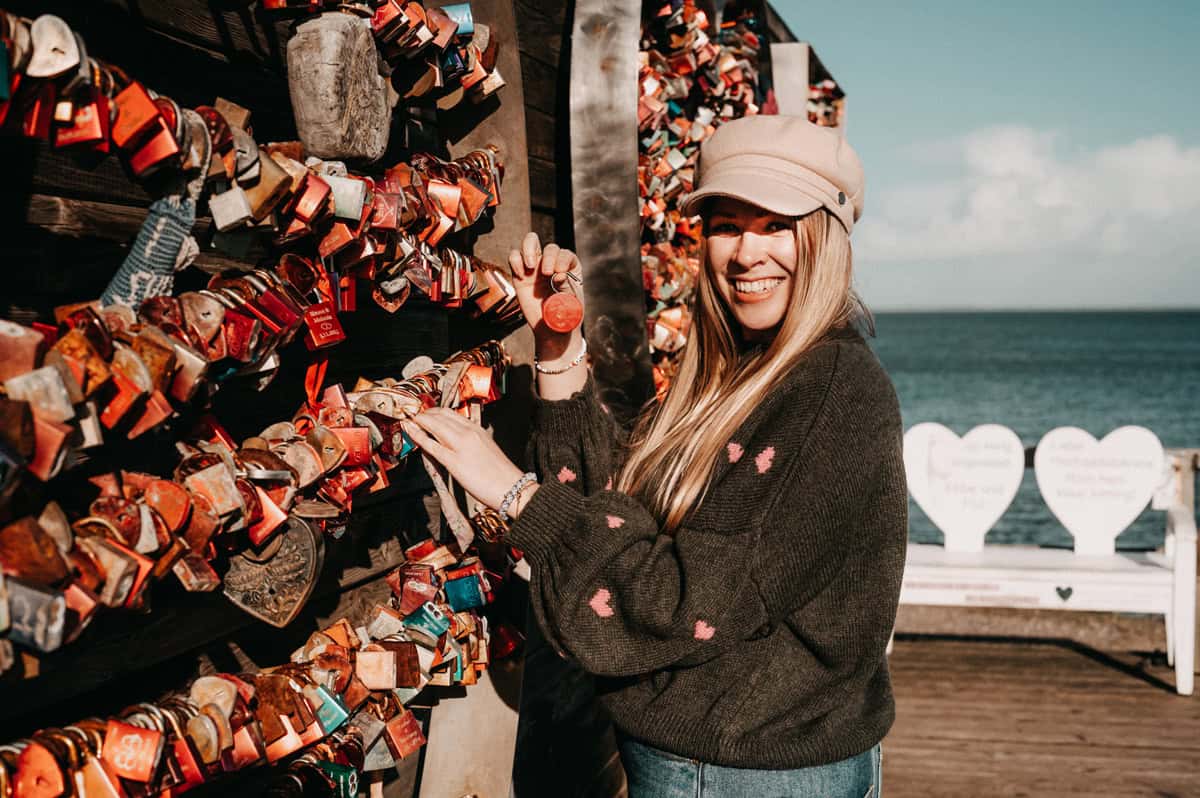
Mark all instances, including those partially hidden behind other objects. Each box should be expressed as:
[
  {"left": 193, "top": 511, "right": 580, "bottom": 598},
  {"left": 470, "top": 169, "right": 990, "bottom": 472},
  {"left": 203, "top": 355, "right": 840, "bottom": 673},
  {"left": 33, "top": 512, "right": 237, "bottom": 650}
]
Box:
[{"left": 616, "top": 208, "right": 869, "bottom": 531}]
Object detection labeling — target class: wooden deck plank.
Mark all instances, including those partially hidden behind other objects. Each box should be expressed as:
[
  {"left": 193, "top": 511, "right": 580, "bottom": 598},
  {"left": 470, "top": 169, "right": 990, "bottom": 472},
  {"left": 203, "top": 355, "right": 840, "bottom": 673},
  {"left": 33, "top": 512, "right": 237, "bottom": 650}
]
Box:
[{"left": 885, "top": 637, "right": 1200, "bottom": 797}]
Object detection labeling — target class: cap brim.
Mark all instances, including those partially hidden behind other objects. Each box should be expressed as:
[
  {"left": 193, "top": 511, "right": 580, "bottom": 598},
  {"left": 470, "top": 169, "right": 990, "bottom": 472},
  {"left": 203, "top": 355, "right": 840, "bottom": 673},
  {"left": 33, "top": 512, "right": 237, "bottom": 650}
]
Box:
[{"left": 679, "top": 171, "right": 825, "bottom": 220}]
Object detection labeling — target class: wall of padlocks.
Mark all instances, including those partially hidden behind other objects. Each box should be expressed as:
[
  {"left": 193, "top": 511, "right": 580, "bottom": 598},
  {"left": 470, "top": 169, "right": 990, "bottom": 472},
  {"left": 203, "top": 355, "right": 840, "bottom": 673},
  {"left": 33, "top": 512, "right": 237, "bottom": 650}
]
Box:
[{"left": 0, "top": 0, "right": 564, "bottom": 795}]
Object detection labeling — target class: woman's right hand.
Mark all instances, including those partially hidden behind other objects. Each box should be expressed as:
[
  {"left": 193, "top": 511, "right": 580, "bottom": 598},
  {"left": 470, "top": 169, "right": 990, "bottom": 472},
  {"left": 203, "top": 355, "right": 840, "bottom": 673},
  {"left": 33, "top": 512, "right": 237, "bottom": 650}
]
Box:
[{"left": 508, "top": 232, "right": 583, "bottom": 343}]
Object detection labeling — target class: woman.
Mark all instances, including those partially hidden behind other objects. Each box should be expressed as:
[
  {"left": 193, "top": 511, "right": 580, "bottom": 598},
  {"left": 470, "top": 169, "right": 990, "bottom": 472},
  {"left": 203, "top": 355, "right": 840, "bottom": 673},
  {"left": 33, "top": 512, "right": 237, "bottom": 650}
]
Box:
[{"left": 403, "top": 115, "right": 907, "bottom": 797}]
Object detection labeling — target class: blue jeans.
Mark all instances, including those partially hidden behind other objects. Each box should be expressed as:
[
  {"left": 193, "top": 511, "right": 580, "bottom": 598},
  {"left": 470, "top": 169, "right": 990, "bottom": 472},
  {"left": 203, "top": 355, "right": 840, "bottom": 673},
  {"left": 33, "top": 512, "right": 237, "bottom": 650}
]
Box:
[{"left": 617, "top": 736, "right": 882, "bottom": 798}]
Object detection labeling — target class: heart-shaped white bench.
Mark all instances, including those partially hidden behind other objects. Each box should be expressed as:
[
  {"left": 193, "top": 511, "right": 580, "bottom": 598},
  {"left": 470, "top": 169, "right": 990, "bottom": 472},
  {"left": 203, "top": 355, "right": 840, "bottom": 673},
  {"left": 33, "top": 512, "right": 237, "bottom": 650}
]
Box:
[
  {"left": 898, "top": 424, "right": 1196, "bottom": 695},
  {"left": 904, "top": 423, "right": 1024, "bottom": 553}
]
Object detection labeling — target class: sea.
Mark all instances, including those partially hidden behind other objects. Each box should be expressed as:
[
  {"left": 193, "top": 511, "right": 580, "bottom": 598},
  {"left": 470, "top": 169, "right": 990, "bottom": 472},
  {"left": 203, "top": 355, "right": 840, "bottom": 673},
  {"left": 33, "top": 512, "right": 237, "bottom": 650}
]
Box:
[{"left": 869, "top": 311, "right": 1200, "bottom": 550}]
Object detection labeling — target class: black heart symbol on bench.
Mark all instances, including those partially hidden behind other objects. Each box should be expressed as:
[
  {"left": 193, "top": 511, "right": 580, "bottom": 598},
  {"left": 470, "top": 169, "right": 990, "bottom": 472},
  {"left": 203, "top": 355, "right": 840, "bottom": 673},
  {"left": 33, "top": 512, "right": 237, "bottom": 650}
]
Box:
[{"left": 1056, "top": 586, "right": 1073, "bottom": 601}]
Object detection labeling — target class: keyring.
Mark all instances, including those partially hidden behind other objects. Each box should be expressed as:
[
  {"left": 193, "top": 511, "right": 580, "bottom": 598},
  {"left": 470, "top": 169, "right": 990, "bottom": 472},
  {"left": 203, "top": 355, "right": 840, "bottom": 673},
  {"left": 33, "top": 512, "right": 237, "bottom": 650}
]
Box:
[{"left": 541, "top": 269, "right": 583, "bottom": 333}]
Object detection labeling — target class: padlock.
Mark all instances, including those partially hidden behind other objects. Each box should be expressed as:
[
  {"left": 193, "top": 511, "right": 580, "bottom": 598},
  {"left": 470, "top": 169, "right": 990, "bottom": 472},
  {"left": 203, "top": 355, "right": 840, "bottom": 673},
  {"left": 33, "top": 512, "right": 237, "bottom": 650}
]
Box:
[
  {"left": 4, "top": 365, "right": 75, "bottom": 424},
  {"left": 325, "top": 175, "right": 367, "bottom": 220},
  {"left": 220, "top": 305, "right": 263, "bottom": 363},
  {"left": 55, "top": 87, "right": 110, "bottom": 150},
  {"left": 182, "top": 462, "right": 242, "bottom": 518},
  {"left": 127, "top": 117, "right": 181, "bottom": 178},
  {"left": 371, "top": 1, "right": 410, "bottom": 42},
  {"left": 242, "top": 149, "right": 293, "bottom": 221},
  {"left": 208, "top": 185, "right": 254, "bottom": 232},
  {"left": 0, "top": 320, "right": 46, "bottom": 381},
  {"left": 229, "top": 125, "right": 259, "bottom": 183},
  {"left": 14, "top": 740, "right": 67, "bottom": 798},
  {"left": 397, "top": 577, "right": 438, "bottom": 616},
  {"left": 0, "top": 516, "right": 70, "bottom": 586},
  {"left": 76, "top": 744, "right": 126, "bottom": 798},
  {"left": 76, "top": 534, "right": 145, "bottom": 608},
  {"left": 63, "top": 582, "right": 100, "bottom": 642},
  {"left": 26, "top": 15, "right": 79, "bottom": 78},
  {"left": 102, "top": 719, "right": 164, "bottom": 783},
  {"left": 302, "top": 302, "right": 346, "bottom": 351},
  {"left": 401, "top": 601, "right": 449, "bottom": 647},
  {"left": 111, "top": 80, "right": 160, "bottom": 149},
  {"left": 382, "top": 709, "right": 425, "bottom": 760},
  {"left": 541, "top": 270, "right": 584, "bottom": 333},
  {"left": 173, "top": 552, "right": 221, "bottom": 592},
  {"left": 4, "top": 577, "right": 67, "bottom": 653}
]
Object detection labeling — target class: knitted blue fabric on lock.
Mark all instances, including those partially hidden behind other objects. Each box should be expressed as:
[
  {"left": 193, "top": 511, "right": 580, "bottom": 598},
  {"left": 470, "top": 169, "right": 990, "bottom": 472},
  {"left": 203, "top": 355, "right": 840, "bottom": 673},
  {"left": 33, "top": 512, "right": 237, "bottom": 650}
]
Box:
[{"left": 100, "top": 195, "right": 196, "bottom": 308}]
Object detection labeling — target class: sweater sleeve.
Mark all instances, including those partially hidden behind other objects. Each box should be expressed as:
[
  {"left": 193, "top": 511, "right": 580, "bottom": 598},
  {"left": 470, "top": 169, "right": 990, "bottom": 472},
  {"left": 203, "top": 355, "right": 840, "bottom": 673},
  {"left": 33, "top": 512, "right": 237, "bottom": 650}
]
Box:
[
  {"left": 507, "top": 479, "right": 769, "bottom": 676},
  {"left": 524, "top": 369, "right": 627, "bottom": 497}
]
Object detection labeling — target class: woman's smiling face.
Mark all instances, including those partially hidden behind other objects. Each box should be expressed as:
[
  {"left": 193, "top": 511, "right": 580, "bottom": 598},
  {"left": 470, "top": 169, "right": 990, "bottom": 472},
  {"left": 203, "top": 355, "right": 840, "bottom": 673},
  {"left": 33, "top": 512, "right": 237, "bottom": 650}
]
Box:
[{"left": 705, "top": 197, "right": 799, "bottom": 340}]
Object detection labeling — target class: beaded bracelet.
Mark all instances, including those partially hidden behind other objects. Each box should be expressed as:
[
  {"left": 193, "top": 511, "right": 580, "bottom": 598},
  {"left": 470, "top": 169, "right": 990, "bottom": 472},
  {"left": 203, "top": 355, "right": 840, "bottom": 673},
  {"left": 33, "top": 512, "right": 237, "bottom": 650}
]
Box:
[
  {"left": 534, "top": 337, "right": 587, "bottom": 375},
  {"left": 499, "top": 471, "right": 538, "bottom": 522}
]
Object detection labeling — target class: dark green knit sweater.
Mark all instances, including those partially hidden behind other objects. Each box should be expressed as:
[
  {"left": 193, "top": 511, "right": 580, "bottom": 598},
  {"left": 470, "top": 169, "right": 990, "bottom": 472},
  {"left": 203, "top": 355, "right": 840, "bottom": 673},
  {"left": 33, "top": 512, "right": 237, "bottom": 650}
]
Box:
[{"left": 509, "top": 329, "right": 908, "bottom": 769}]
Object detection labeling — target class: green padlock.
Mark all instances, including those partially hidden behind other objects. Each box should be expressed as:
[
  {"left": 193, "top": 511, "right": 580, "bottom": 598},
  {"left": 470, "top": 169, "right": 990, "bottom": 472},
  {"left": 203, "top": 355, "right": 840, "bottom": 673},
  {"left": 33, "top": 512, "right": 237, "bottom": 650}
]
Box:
[{"left": 317, "top": 761, "right": 359, "bottom": 798}]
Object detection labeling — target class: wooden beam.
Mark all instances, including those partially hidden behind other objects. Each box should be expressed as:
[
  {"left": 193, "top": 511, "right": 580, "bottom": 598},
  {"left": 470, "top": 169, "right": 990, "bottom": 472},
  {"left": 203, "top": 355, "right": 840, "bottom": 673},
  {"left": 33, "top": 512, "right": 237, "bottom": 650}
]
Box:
[
  {"left": 23, "top": 193, "right": 264, "bottom": 273},
  {"left": 569, "top": 0, "right": 653, "bottom": 421},
  {"left": 424, "top": 3, "right": 530, "bottom": 793},
  {"left": 513, "top": 0, "right": 568, "bottom": 69},
  {"left": 4, "top": 0, "right": 292, "bottom": 72}
]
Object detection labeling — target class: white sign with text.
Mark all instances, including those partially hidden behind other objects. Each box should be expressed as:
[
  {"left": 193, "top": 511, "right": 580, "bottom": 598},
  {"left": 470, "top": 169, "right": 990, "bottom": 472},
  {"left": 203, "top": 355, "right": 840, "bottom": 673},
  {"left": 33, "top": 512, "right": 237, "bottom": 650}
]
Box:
[
  {"left": 903, "top": 423, "right": 1025, "bottom": 552},
  {"left": 1034, "top": 426, "right": 1165, "bottom": 557}
]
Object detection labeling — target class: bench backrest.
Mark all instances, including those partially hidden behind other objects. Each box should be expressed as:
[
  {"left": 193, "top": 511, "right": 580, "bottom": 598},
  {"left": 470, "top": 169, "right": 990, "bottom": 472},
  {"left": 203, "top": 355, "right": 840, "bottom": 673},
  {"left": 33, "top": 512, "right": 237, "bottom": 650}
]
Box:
[{"left": 904, "top": 423, "right": 1181, "bottom": 556}]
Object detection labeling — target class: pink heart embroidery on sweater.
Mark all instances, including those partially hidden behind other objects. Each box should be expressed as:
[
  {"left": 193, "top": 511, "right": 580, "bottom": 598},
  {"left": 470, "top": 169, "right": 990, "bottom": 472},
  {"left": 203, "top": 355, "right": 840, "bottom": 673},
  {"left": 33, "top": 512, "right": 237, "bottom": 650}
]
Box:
[
  {"left": 693, "top": 620, "right": 715, "bottom": 640},
  {"left": 727, "top": 442, "right": 744, "bottom": 463},
  {"left": 755, "top": 446, "right": 775, "bottom": 474},
  {"left": 604, "top": 476, "right": 613, "bottom": 490},
  {"left": 606, "top": 515, "right": 625, "bottom": 529},
  {"left": 558, "top": 466, "right": 577, "bottom": 483},
  {"left": 589, "top": 589, "right": 614, "bottom": 618}
]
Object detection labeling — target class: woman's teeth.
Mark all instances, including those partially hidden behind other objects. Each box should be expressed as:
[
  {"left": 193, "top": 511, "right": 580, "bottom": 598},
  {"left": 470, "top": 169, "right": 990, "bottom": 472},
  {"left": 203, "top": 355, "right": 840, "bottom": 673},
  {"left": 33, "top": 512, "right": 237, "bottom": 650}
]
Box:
[{"left": 733, "top": 278, "right": 783, "bottom": 294}]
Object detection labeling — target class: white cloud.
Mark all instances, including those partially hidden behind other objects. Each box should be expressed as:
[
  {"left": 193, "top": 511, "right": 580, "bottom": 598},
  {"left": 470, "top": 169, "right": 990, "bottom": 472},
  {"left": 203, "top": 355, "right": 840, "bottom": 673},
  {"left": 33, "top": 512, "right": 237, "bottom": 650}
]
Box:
[{"left": 856, "top": 126, "right": 1200, "bottom": 264}]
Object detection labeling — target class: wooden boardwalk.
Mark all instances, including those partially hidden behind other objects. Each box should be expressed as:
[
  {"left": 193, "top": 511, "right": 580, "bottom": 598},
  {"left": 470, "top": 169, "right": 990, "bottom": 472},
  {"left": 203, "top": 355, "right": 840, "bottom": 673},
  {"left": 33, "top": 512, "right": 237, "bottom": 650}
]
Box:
[{"left": 885, "top": 635, "right": 1200, "bottom": 797}]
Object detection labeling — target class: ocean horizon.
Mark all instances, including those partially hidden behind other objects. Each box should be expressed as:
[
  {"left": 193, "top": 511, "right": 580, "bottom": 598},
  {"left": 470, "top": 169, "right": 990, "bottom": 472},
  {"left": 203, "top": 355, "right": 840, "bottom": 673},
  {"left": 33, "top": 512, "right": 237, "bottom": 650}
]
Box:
[{"left": 870, "top": 310, "right": 1200, "bottom": 550}]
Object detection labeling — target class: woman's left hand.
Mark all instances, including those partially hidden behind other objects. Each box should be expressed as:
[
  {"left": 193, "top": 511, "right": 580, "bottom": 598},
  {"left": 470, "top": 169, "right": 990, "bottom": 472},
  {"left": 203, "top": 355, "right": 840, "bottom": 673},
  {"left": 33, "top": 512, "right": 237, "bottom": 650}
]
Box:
[{"left": 401, "top": 408, "right": 527, "bottom": 512}]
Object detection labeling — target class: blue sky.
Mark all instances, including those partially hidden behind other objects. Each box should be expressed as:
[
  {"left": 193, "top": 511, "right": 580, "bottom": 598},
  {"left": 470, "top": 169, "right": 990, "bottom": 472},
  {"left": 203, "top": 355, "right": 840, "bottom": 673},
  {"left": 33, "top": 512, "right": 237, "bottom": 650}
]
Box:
[{"left": 772, "top": 0, "right": 1200, "bottom": 310}]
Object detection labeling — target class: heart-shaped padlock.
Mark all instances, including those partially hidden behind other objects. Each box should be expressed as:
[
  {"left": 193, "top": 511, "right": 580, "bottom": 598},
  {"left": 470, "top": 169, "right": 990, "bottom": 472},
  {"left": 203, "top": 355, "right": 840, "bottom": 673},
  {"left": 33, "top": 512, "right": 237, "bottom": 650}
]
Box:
[
  {"left": 223, "top": 515, "right": 324, "bottom": 627},
  {"left": 541, "top": 270, "right": 583, "bottom": 333}
]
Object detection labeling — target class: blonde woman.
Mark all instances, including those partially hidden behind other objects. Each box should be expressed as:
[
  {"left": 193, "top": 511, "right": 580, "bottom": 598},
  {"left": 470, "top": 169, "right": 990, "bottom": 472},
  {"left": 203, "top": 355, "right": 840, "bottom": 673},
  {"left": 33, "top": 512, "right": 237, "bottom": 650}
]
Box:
[{"left": 404, "top": 116, "right": 907, "bottom": 797}]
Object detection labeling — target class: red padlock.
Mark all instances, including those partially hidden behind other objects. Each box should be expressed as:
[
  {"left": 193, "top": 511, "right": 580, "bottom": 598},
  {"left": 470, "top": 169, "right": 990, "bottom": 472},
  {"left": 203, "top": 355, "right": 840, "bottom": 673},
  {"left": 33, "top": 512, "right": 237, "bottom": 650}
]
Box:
[{"left": 541, "top": 271, "right": 584, "bottom": 333}]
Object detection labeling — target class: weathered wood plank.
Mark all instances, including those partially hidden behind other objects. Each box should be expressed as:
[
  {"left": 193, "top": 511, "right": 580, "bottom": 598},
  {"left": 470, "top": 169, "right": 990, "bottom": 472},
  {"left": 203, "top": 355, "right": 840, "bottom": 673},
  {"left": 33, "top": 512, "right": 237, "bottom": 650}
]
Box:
[
  {"left": 886, "top": 637, "right": 1200, "bottom": 797},
  {"left": 524, "top": 107, "right": 557, "bottom": 163},
  {"left": 13, "top": 144, "right": 152, "bottom": 207},
  {"left": 528, "top": 157, "right": 558, "bottom": 211},
  {"left": 23, "top": 194, "right": 262, "bottom": 271},
  {"left": 518, "top": 52, "right": 561, "bottom": 117},
  {"left": 569, "top": 0, "right": 653, "bottom": 420},
  {"left": 4, "top": 0, "right": 292, "bottom": 72},
  {"left": 513, "top": 0, "right": 567, "bottom": 69},
  {"left": 895, "top": 602, "right": 1169, "bottom": 652},
  {"left": 530, "top": 209, "right": 556, "bottom": 244}
]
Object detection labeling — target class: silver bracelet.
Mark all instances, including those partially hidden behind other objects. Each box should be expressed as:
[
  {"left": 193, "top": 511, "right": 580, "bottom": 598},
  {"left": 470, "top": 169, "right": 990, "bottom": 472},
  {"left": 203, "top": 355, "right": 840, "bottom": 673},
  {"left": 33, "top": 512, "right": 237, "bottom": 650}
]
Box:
[
  {"left": 499, "top": 471, "right": 538, "bottom": 522},
  {"left": 534, "top": 337, "right": 587, "bottom": 375}
]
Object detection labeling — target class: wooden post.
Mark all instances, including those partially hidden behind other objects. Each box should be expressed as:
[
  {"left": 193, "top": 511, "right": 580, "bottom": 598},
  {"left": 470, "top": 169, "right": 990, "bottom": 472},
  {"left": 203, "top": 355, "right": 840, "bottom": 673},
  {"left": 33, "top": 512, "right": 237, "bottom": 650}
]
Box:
[
  {"left": 770, "top": 42, "right": 810, "bottom": 117},
  {"left": 569, "top": 0, "right": 653, "bottom": 420},
  {"left": 418, "top": 2, "right": 531, "bottom": 795}
]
